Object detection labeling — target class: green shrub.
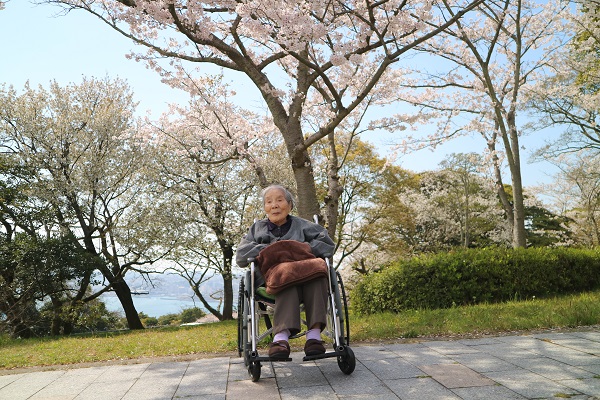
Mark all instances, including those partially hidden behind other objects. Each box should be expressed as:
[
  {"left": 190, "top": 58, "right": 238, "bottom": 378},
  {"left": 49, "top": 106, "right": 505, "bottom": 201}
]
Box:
[
  {"left": 352, "top": 247, "right": 600, "bottom": 314},
  {"left": 157, "top": 313, "right": 180, "bottom": 326},
  {"left": 180, "top": 307, "right": 205, "bottom": 323},
  {"left": 143, "top": 317, "right": 159, "bottom": 327}
]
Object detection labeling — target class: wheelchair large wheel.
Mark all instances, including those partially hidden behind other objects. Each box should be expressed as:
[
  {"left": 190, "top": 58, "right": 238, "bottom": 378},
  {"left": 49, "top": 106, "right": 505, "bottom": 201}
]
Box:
[
  {"left": 237, "top": 277, "right": 245, "bottom": 358},
  {"left": 238, "top": 276, "right": 251, "bottom": 367},
  {"left": 336, "top": 271, "right": 350, "bottom": 346},
  {"left": 328, "top": 269, "right": 350, "bottom": 346},
  {"left": 240, "top": 275, "right": 262, "bottom": 381}
]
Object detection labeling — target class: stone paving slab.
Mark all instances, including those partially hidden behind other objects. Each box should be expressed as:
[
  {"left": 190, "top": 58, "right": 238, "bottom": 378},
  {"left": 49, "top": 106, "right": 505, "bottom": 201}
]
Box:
[
  {"left": 227, "top": 378, "right": 279, "bottom": 400},
  {"left": 0, "top": 329, "right": 598, "bottom": 400},
  {"left": 562, "top": 378, "right": 600, "bottom": 398},
  {"left": 418, "top": 364, "right": 495, "bottom": 389},
  {"left": 483, "top": 369, "right": 583, "bottom": 399},
  {"left": 75, "top": 380, "right": 134, "bottom": 400},
  {"left": 449, "top": 352, "right": 517, "bottom": 373},
  {"left": 452, "top": 385, "right": 528, "bottom": 400},
  {"left": 384, "top": 377, "right": 461, "bottom": 400},
  {"left": 385, "top": 343, "right": 456, "bottom": 366}
]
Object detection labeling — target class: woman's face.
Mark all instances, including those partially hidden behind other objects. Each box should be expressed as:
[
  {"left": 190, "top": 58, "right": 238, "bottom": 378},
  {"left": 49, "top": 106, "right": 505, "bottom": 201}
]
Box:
[{"left": 264, "top": 188, "right": 291, "bottom": 226}]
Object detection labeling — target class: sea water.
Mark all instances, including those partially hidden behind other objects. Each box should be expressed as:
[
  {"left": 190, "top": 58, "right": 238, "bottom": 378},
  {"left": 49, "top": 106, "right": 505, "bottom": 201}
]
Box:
[{"left": 101, "top": 293, "right": 215, "bottom": 318}]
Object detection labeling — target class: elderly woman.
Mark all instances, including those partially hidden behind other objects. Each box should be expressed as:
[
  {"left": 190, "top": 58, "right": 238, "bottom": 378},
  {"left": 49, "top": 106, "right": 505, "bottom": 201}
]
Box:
[{"left": 236, "top": 185, "right": 335, "bottom": 359}]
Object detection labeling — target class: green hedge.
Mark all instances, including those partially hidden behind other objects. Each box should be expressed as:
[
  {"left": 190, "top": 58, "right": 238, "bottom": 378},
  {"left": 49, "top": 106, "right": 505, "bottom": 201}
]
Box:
[{"left": 352, "top": 247, "right": 600, "bottom": 315}]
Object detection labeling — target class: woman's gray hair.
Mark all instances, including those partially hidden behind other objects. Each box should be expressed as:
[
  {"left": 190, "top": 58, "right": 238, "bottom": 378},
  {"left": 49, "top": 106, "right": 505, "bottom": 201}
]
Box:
[{"left": 261, "top": 185, "right": 295, "bottom": 210}]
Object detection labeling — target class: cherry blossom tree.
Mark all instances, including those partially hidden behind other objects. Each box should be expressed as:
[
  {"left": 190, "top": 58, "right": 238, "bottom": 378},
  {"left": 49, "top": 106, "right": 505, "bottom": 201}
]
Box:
[
  {"left": 439, "top": 152, "right": 492, "bottom": 247},
  {"left": 535, "top": 150, "right": 600, "bottom": 246},
  {"left": 525, "top": 1, "right": 600, "bottom": 246},
  {"left": 144, "top": 83, "right": 267, "bottom": 320},
  {"left": 152, "top": 157, "right": 256, "bottom": 321},
  {"left": 44, "top": 0, "right": 483, "bottom": 228},
  {"left": 395, "top": 167, "right": 506, "bottom": 253},
  {"left": 0, "top": 78, "right": 168, "bottom": 330},
  {"left": 383, "top": 0, "right": 570, "bottom": 248},
  {"left": 529, "top": 0, "right": 600, "bottom": 157}
]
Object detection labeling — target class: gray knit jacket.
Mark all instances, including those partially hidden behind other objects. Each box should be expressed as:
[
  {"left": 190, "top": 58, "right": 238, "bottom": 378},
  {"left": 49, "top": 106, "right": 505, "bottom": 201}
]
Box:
[{"left": 235, "top": 215, "right": 334, "bottom": 268}]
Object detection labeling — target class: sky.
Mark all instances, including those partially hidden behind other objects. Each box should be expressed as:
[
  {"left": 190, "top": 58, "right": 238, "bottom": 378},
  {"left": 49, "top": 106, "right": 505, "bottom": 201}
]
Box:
[
  {"left": 0, "top": 1, "right": 562, "bottom": 190},
  {"left": 0, "top": 1, "right": 190, "bottom": 116}
]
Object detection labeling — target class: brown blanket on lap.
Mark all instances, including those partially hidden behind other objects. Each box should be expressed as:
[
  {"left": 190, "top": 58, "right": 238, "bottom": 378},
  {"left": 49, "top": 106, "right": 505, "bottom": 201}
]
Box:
[{"left": 256, "top": 240, "right": 328, "bottom": 295}]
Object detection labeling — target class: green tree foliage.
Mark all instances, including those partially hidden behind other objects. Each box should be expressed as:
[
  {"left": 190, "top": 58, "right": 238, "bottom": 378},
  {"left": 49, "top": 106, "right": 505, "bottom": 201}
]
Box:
[
  {"left": 353, "top": 163, "right": 420, "bottom": 271},
  {"left": 524, "top": 204, "right": 573, "bottom": 247},
  {"left": 138, "top": 307, "right": 205, "bottom": 327},
  {"left": 143, "top": 317, "right": 159, "bottom": 327},
  {"left": 312, "top": 136, "right": 417, "bottom": 272},
  {"left": 38, "top": 297, "right": 121, "bottom": 334},
  {"left": 0, "top": 233, "right": 103, "bottom": 337},
  {"left": 1, "top": 153, "right": 112, "bottom": 337}
]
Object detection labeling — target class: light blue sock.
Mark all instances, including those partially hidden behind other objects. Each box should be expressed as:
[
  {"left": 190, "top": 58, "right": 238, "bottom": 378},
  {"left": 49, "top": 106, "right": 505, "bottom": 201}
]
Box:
[
  {"left": 306, "top": 328, "right": 321, "bottom": 341},
  {"left": 273, "top": 329, "right": 290, "bottom": 343}
]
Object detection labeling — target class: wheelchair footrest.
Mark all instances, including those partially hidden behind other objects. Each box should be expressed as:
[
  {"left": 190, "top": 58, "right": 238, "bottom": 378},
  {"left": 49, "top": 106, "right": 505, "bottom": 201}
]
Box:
[
  {"left": 250, "top": 355, "right": 293, "bottom": 362},
  {"left": 302, "top": 348, "right": 349, "bottom": 362}
]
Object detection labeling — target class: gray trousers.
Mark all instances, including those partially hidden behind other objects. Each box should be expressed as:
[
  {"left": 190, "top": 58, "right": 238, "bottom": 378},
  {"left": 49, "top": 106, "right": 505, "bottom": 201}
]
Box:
[{"left": 273, "top": 276, "right": 329, "bottom": 336}]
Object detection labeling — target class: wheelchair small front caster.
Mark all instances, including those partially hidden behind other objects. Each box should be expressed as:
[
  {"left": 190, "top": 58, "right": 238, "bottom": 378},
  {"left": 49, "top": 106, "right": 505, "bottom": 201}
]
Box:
[
  {"left": 248, "top": 361, "right": 261, "bottom": 382},
  {"left": 337, "top": 346, "right": 356, "bottom": 375}
]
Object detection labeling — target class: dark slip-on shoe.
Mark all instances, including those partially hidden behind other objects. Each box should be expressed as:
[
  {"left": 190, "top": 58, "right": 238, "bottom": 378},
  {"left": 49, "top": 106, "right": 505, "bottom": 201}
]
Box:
[
  {"left": 268, "top": 340, "right": 290, "bottom": 359},
  {"left": 304, "top": 339, "right": 326, "bottom": 356}
]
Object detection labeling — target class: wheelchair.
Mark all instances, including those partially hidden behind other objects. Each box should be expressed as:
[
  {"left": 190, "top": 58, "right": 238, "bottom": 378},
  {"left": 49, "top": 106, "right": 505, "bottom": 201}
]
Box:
[{"left": 237, "top": 253, "right": 355, "bottom": 381}]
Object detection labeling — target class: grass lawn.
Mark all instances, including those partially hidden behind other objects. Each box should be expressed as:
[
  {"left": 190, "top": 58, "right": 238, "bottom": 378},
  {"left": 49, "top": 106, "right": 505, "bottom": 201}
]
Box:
[{"left": 1, "top": 290, "right": 599, "bottom": 370}]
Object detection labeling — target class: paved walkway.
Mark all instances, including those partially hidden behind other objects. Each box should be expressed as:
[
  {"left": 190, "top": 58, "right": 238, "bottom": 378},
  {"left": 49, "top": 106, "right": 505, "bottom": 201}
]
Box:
[{"left": 0, "top": 329, "right": 599, "bottom": 400}]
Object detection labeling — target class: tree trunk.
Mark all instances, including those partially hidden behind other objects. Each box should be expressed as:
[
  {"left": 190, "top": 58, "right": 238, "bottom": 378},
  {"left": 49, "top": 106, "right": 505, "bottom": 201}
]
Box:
[
  {"left": 62, "top": 320, "right": 74, "bottom": 335},
  {"left": 220, "top": 246, "right": 234, "bottom": 320},
  {"left": 506, "top": 115, "right": 527, "bottom": 248},
  {"left": 510, "top": 171, "right": 527, "bottom": 248},
  {"left": 221, "top": 272, "right": 234, "bottom": 320},
  {"left": 113, "top": 280, "right": 144, "bottom": 329},
  {"left": 487, "top": 130, "right": 515, "bottom": 242},
  {"left": 324, "top": 131, "right": 343, "bottom": 238},
  {"left": 267, "top": 48, "right": 321, "bottom": 221},
  {"left": 590, "top": 212, "right": 600, "bottom": 246},
  {"left": 82, "top": 230, "right": 144, "bottom": 330},
  {"left": 464, "top": 189, "right": 470, "bottom": 248},
  {"left": 50, "top": 296, "right": 62, "bottom": 336},
  {"left": 11, "top": 320, "right": 34, "bottom": 339},
  {"left": 192, "top": 284, "right": 223, "bottom": 320},
  {"left": 285, "top": 126, "right": 321, "bottom": 220}
]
